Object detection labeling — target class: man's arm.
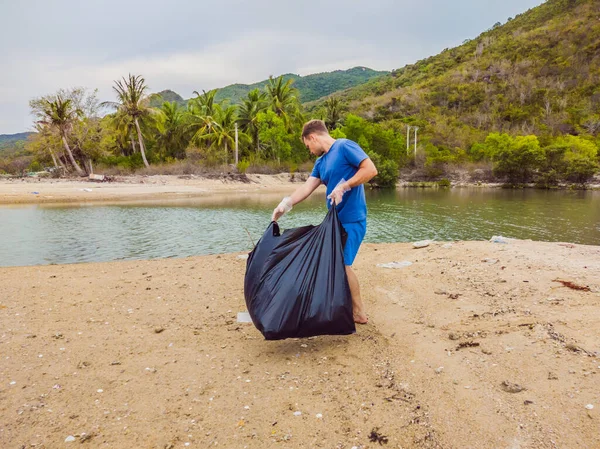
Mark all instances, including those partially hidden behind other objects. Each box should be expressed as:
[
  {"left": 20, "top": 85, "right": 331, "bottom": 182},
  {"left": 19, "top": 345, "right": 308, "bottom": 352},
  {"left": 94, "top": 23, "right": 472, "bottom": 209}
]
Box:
[
  {"left": 345, "top": 158, "right": 378, "bottom": 189},
  {"left": 272, "top": 176, "right": 322, "bottom": 221},
  {"left": 328, "top": 158, "right": 378, "bottom": 204}
]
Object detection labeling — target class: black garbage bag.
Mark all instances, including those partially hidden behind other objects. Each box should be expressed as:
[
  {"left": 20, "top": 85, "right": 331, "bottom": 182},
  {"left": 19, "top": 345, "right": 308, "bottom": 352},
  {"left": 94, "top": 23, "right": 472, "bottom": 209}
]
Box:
[{"left": 244, "top": 206, "right": 356, "bottom": 340}]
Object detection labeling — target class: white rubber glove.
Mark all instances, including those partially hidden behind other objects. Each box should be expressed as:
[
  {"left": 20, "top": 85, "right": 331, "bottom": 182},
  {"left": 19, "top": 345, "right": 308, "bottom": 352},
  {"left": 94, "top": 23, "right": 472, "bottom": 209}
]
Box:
[
  {"left": 327, "top": 179, "right": 351, "bottom": 205},
  {"left": 271, "top": 196, "right": 293, "bottom": 222}
]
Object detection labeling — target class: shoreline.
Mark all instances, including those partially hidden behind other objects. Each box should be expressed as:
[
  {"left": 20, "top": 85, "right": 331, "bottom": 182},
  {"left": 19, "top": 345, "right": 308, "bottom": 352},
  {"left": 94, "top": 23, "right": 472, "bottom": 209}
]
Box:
[
  {"left": 0, "top": 174, "right": 302, "bottom": 205},
  {"left": 1, "top": 174, "right": 598, "bottom": 206}
]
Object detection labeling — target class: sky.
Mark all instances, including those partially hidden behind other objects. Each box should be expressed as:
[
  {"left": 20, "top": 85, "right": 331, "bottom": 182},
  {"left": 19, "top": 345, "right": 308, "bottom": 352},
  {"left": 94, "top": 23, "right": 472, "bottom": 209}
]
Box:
[{"left": 0, "top": 0, "right": 545, "bottom": 134}]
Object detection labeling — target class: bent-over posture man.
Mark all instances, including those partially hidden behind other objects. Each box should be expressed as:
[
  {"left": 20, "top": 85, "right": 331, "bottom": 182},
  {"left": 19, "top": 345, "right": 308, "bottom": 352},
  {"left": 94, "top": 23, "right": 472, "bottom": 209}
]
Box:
[{"left": 271, "top": 119, "right": 377, "bottom": 324}]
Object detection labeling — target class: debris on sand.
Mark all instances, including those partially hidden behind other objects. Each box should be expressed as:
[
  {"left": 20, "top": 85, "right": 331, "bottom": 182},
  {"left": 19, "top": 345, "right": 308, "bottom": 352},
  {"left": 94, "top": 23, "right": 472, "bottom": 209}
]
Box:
[
  {"left": 552, "top": 279, "right": 591, "bottom": 292},
  {"left": 369, "top": 427, "right": 389, "bottom": 445},
  {"left": 501, "top": 381, "right": 526, "bottom": 393},
  {"left": 412, "top": 240, "right": 432, "bottom": 249},
  {"left": 377, "top": 261, "right": 413, "bottom": 269}
]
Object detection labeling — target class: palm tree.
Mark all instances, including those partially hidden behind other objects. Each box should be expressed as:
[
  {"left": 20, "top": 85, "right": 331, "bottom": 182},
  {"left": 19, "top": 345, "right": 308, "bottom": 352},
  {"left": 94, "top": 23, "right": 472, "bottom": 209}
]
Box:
[
  {"left": 212, "top": 104, "right": 238, "bottom": 163},
  {"left": 26, "top": 123, "right": 67, "bottom": 172},
  {"left": 266, "top": 76, "right": 301, "bottom": 131},
  {"left": 238, "top": 88, "right": 268, "bottom": 153},
  {"left": 109, "top": 111, "right": 137, "bottom": 156},
  {"left": 190, "top": 104, "right": 238, "bottom": 164},
  {"left": 188, "top": 113, "right": 219, "bottom": 148},
  {"left": 34, "top": 123, "right": 67, "bottom": 171},
  {"left": 102, "top": 74, "right": 153, "bottom": 167},
  {"left": 157, "top": 102, "right": 188, "bottom": 159},
  {"left": 190, "top": 89, "right": 218, "bottom": 117},
  {"left": 186, "top": 90, "right": 220, "bottom": 153},
  {"left": 324, "top": 97, "right": 346, "bottom": 130},
  {"left": 39, "top": 95, "right": 85, "bottom": 175}
]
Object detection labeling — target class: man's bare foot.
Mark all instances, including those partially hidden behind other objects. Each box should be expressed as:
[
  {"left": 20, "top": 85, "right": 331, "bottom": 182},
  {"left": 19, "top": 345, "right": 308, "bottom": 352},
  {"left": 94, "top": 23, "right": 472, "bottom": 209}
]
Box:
[{"left": 354, "top": 313, "right": 368, "bottom": 324}]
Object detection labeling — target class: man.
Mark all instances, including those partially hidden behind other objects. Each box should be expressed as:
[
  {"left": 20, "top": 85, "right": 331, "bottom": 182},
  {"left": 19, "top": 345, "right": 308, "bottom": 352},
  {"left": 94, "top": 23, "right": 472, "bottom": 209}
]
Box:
[{"left": 271, "top": 119, "right": 378, "bottom": 324}]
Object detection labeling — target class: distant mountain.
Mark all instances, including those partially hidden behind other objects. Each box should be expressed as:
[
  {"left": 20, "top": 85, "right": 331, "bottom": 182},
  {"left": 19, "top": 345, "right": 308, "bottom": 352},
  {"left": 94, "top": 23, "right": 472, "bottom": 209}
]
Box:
[
  {"left": 148, "top": 90, "right": 186, "bottom": 108},
  {"left": 149, "top": 67, "right": 389, "bottom": 109},
  {"left": 0, "top": 133, "right": 34, "bottom": 157},
  {"left": 214, "top": 66, "right": 388, "bottom": 104},
  {"left": 0, "top": 132, "right": 33, "bottom": 145}
]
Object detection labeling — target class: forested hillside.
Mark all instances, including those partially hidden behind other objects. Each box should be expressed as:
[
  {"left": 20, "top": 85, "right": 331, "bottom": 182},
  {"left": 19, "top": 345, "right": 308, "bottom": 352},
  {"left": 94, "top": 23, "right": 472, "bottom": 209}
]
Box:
[
  {"left": 214, "top": 67, "right": 387, "bottom": 104},
  {"left": 318, "top": 0, "right": 599, "bottom": 184}
]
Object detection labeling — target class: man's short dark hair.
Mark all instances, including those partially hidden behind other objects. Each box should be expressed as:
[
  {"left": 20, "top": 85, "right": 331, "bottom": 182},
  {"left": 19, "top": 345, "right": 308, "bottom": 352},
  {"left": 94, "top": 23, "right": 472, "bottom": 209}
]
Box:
[{"left": 301, "top": 119, "right": 329, "bottom": 139}]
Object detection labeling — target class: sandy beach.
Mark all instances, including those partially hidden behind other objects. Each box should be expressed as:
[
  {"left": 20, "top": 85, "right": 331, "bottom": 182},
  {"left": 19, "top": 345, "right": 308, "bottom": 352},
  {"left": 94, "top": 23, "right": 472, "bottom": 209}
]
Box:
[
  {"left": 1, "top": 236, "right": 599, "bottom": 448},
  {"left": 0, "top": 174, "right": 303, "bottom": 205},
  {"left": 1, "top": 176, "right": 599, "bottom": 448}
]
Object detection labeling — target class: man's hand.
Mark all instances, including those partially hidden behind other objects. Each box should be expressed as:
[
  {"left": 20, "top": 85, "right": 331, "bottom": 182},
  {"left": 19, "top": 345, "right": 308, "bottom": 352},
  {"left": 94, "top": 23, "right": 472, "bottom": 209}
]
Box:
[
  {"left": 271, "top": 205, "right": 286, "bottom": 222},
  {"left": 271, "top": 197, "right": 293, "bottom": 222},
  {"left": 327, "top": 180, "right": 350, "bottom": 205}
]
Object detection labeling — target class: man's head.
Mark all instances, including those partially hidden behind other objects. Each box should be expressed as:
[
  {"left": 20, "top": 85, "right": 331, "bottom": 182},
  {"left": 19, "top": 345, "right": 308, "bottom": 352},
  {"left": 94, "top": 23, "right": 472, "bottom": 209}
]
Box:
[{"left": 301, "top": 119, "right": 333, "bottom": 156}]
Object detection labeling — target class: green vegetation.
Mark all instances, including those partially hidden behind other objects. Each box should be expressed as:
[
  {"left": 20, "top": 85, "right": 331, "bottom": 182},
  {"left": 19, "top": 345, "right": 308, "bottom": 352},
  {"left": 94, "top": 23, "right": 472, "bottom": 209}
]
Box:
[
  {"left": 0, "top": 133, "right": 33, "bottom": 148},
  {"left": 12, "top": 70, "right": 401, "bottom": 186},
  {"left": 102, "top": 74, "right": 156, "bottom": 168},
  {"left": 2, "top": 65, "right": 393, "bottom": 179},
  {"left": 0, "top": 133, "right": 33, "bottom": 173}
]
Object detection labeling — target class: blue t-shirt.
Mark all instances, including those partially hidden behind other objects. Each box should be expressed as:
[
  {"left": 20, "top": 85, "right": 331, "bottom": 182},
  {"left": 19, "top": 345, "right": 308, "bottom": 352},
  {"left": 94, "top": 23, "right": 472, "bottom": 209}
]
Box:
[{"left": 310, "top": 138, "right": 369, "bottom": 224}]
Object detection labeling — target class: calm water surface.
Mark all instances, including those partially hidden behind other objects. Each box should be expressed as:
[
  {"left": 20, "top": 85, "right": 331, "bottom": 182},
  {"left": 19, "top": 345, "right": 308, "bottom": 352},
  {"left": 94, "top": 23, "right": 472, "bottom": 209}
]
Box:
[{"left": 0, "top": 188, "right": 598, "bottom": 267}]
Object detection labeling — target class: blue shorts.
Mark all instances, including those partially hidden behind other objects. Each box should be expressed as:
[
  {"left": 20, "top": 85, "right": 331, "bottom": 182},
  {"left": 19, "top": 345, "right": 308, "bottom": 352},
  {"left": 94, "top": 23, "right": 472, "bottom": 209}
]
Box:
[{"left": 341, "top": 220, "right": 366, "bottom": 266}]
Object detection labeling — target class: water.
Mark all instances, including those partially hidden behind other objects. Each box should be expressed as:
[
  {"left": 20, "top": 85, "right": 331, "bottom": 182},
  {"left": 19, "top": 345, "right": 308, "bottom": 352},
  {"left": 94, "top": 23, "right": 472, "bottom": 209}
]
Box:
[{"left": 0, "top": 188, "right": 598, "bottom": 267}]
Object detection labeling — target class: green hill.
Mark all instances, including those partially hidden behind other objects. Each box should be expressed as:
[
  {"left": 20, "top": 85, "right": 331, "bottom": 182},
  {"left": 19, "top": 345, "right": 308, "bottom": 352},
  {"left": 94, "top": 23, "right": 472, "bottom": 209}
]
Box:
[
  {"left": 0, "top": 132, "right": 33, "bottom": 146},
  {"left": 148, "top": 90, "right": 186, "bottom": 108},
  {"left": 323, "top": 0, "right": 600, "bottom": 151},
  {"left": 151, "top": 67, "right": 388, "bottom": 108},
  {"left": 0, "top": 132, "right": 34, "bottom": 157},
  {"left": 214, "top": 66, "right": 388, "bottom": 104}
]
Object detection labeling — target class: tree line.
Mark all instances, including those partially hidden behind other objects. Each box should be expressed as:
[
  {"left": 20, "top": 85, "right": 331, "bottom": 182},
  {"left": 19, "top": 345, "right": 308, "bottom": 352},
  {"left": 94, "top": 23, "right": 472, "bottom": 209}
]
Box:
[{"left": 3, "top": 68, "right": 599, "bottom": 188}]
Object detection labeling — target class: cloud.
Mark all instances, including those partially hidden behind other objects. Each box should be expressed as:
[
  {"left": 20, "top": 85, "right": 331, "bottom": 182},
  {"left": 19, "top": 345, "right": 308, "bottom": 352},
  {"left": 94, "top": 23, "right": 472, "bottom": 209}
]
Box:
[
  {"left": 11, "top": 30, "right": 393, "bottom": 104},
  {"left": 0, "top": 0, "right": 545, "bottom": 133}
]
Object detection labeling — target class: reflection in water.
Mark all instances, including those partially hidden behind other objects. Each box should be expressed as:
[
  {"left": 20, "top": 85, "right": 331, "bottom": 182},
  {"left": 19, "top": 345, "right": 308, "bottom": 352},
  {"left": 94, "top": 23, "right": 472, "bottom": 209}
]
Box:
[{"left": 0, "top": 188, "right": 598, "bottom": 267}]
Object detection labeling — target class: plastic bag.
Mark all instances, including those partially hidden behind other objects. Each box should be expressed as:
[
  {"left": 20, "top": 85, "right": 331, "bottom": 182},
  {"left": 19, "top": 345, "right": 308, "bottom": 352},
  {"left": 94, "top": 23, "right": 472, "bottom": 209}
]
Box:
[{"left": 244, "top": 206, "right": 355, "bottom": 340}]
